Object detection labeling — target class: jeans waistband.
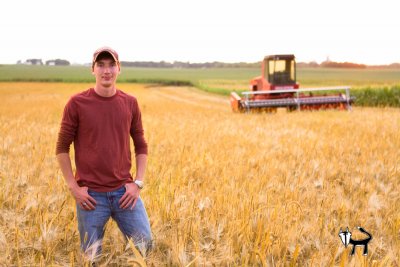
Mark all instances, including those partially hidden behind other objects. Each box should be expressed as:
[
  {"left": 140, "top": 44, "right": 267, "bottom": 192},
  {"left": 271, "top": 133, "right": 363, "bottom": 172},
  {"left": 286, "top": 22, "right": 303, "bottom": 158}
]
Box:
[{"left": 88, "top": 185, "right": 126, "bottom": 195}]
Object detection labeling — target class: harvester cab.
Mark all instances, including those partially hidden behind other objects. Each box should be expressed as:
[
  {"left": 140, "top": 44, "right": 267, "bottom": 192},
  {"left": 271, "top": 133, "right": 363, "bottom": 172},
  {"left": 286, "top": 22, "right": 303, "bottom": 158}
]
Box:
[
  {"left": 253, "top": 54, "right": 298, "bottom": 91},
  {"left": 230, "top": 54, "right": 354, "bottom": 112}
]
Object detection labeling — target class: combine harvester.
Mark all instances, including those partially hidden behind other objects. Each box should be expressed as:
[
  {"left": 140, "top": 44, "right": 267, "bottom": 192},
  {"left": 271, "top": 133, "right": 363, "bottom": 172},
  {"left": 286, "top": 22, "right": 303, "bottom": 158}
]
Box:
[{"left": 230, "top": 55, "right": 355, "bottom": 112}]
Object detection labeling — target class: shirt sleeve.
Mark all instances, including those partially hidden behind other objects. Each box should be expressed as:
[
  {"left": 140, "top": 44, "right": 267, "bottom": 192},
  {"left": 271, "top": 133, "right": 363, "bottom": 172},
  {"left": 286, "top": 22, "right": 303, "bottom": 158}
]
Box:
[
  {"left": 130, "top": 98, "right": 148, "bottom": 155},
  {"left": 56, "top": 98, "right": 79, "bottom": 155}
]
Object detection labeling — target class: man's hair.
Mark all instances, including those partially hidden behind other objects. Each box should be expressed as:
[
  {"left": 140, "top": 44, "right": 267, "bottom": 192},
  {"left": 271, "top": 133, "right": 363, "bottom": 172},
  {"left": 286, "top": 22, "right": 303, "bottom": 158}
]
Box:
[{"left": 95, "top": 51, "right": 116, "bottom": 63}]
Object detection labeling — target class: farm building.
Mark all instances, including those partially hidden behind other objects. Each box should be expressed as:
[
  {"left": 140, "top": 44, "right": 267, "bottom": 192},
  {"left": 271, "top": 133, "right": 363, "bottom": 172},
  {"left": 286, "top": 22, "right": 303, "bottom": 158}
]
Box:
[{"left": 25, "top": 59, "right": 43, "bottom": 65}]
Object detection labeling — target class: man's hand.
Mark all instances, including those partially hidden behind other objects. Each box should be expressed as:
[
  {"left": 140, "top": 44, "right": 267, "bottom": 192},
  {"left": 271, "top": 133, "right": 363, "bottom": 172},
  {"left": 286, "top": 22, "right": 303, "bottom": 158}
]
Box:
[
  {"left": 70, "top": 185, "right": 97, "bottom": 210},
  {"left": 57, "top": 153, "right": 96, "bottom": 210},
  {"left": 119, "top": 182, "right": 140, "bottom": 209}
]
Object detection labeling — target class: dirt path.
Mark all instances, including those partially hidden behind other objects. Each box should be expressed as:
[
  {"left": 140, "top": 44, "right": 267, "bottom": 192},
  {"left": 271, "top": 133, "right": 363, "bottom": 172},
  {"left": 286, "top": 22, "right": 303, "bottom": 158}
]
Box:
[{"left": 147, "top": 85, "right": 230, "bottom": 111}]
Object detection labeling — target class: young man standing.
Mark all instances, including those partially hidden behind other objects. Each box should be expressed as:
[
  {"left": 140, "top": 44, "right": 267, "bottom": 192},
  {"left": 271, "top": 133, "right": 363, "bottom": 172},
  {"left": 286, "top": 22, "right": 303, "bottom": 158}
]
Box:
[{"left": 56, "top": 47, "right": 152, "bottom": 260}]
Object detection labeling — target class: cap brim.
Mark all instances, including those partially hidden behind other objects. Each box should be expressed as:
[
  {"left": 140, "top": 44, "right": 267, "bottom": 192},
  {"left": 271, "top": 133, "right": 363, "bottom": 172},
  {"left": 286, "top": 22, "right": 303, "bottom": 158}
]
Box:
[
  {"left": 93, "top": 51, "right": 118, "bottom": 63},
  {"left": 92, "top": 47, "right": 119, "bottom": 67}
]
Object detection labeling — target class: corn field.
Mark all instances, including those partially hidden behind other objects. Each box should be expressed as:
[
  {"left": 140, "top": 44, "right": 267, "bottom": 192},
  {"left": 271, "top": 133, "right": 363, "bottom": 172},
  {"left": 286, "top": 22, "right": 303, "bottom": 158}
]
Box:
[{"left": 0, "top": 82, "right": 399, "bottom": 266}]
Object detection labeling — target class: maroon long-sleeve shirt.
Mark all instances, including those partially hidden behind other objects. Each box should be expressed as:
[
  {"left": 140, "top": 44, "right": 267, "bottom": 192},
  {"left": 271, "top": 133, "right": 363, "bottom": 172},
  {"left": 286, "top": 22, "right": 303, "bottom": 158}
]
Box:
[{"left": 56, "top": 88, "right": 148, "bottom": 192}]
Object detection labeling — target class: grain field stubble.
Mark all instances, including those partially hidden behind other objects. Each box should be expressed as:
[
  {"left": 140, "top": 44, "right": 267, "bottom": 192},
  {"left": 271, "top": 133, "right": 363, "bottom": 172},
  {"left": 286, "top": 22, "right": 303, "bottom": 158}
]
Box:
[{"left": 0, "top": 82, "right": 399, "bottom": 266}]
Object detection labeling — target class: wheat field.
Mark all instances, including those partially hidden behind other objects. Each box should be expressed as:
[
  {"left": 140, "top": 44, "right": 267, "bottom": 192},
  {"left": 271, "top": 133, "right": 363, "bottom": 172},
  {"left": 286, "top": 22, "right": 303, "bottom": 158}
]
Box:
[{"left": 0, "top": 82, "right": 399, "bottom": 266}]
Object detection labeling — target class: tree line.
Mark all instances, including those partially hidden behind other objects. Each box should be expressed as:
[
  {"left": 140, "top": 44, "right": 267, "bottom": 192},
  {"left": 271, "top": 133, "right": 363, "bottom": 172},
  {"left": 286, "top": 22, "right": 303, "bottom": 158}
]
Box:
[
  {"left": 120, "top": 61, "right": 260, "bottom": 68},
  {"left": 17, "top": 59, "right": 70, "bottom": 66},
  {"left": 16, "top": 59, "right": 400, "bottom": 69},
  {"left": 120, "top": 60, "right": 400, "bottom": 69}
]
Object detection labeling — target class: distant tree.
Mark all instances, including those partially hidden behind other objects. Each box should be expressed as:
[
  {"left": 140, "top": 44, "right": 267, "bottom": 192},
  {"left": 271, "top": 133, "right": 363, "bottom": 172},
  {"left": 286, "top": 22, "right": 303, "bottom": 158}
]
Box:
[
  {"left": 321, "top": 60, "right": 366, "bottom": 69},
  {"left": 388, "top": 63, "right": 400, "bottom": 69},
  {"left": 297, "top": 61, "right": 320, "bottom": 68},
  {"left": 308, "top": 61, "right": 319, "bottom": 68}
]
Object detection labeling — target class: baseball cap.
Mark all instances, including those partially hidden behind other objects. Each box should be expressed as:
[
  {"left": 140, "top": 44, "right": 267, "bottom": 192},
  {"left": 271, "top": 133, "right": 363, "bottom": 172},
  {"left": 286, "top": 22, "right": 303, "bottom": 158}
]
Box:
[{"left": 92, "top": 46, "right": 119, "bottom": 68}]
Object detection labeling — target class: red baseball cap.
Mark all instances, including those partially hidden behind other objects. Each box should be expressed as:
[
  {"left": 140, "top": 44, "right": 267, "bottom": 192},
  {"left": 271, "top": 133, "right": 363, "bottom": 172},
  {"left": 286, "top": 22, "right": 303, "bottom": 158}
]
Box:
[{"left": 92, "top": 46, "right": 119, "bottom": 68}]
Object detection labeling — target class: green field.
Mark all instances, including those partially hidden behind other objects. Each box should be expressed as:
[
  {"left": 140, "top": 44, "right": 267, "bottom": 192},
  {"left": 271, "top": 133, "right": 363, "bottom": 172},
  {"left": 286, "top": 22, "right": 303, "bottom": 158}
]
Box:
[
  {"left": 0, "top": 65, "right": 257, "bottom": 84},
  {"left": 1, "top": 64, "right": 400, "bottom": 106},
  {"left": 1, "top": 64, "right": 400, "bottom": 86}
]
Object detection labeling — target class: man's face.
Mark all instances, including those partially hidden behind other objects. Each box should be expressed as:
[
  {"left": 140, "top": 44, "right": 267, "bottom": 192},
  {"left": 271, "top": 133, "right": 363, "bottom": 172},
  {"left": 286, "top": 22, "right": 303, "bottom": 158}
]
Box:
[{"left": 92, "top": 58, "right": 120, "bottom": 88}]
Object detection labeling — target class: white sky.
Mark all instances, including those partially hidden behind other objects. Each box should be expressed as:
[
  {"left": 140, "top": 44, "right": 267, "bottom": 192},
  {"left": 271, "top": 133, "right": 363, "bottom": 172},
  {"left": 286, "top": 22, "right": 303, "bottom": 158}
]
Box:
[{"left": 1, "top": 0, "right": 399, "bottom": 65}]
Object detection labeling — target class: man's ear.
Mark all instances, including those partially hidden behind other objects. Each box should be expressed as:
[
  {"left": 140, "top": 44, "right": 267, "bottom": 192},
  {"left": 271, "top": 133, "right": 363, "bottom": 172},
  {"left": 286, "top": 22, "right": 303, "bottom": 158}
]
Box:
[{"left": 118, "top": 62, "right": 121, "bottom": 74}]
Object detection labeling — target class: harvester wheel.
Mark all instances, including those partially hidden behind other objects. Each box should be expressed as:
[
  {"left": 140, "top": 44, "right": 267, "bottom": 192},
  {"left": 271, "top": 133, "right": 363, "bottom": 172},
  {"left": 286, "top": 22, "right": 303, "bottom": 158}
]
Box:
[{"left": 258, "top": 107, "right": 277, "bottom": 113}]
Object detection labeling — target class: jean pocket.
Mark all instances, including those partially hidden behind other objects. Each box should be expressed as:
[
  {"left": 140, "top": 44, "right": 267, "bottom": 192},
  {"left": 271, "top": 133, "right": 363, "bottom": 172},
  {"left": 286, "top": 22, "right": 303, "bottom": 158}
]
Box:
[
  {"left": 115, "top": 186, "right": 126, "bottom": 195},
  {"left": 87, "top": 189, "right": 102, "bottom": 198}
]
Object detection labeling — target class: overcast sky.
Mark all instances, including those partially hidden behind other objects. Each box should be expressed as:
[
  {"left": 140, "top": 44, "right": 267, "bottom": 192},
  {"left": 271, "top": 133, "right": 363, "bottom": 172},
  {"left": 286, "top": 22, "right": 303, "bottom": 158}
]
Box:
[{"left": 1, "top": 0, "right": 399, "bottom": 65}]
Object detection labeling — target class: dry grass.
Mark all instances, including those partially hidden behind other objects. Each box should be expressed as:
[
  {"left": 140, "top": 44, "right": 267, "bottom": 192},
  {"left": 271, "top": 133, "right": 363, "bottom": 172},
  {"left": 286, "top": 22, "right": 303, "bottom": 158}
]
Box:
[{"left": 0, "top": 82, "right": 399, "bottom": 266}]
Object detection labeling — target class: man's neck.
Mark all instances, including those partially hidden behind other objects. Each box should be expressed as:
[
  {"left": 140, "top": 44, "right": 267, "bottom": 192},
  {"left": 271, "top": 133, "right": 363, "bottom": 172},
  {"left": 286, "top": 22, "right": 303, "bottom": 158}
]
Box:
[{"left": 94, "top": 85, "right": 117, "bottom": 97}]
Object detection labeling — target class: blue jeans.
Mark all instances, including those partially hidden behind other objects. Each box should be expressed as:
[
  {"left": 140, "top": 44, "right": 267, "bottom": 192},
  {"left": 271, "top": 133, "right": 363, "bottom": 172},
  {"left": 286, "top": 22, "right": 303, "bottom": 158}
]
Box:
[{"left": 76, "top": 186, "right": 152, "bottom": 258}]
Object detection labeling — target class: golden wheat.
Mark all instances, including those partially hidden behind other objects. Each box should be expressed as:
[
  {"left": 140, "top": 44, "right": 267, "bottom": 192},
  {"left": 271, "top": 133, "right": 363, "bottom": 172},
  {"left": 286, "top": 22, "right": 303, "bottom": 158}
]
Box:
[{"left": 0, "top": 82, "right": 399, "bottom": 266}]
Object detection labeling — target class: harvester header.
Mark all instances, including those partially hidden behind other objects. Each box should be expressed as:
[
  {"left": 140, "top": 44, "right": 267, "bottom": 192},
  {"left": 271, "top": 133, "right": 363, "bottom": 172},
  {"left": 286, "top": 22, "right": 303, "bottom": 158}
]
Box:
[{"left": 230, "top": 54, "right": 354, "bottom": 112}]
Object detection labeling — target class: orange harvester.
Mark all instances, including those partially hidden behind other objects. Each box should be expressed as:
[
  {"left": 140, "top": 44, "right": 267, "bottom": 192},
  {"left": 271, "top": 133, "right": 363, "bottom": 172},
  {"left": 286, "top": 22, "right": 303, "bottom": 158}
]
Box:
[{"left": 230, "top": 55, "right": 354, "bottom": 112}]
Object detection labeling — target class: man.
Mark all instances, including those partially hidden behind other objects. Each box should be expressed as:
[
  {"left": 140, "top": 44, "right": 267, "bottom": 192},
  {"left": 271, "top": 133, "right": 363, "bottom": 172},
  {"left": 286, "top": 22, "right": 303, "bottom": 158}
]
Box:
[{"left": 56, "top": 47, "right": 152, "bottom": 260}]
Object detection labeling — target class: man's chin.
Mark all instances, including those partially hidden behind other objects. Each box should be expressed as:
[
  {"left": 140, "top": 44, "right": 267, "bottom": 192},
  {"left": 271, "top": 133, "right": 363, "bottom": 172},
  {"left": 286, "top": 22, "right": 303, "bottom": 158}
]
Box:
[{"left": 100, "top": 81, "right": 115, "bottom": 88}]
